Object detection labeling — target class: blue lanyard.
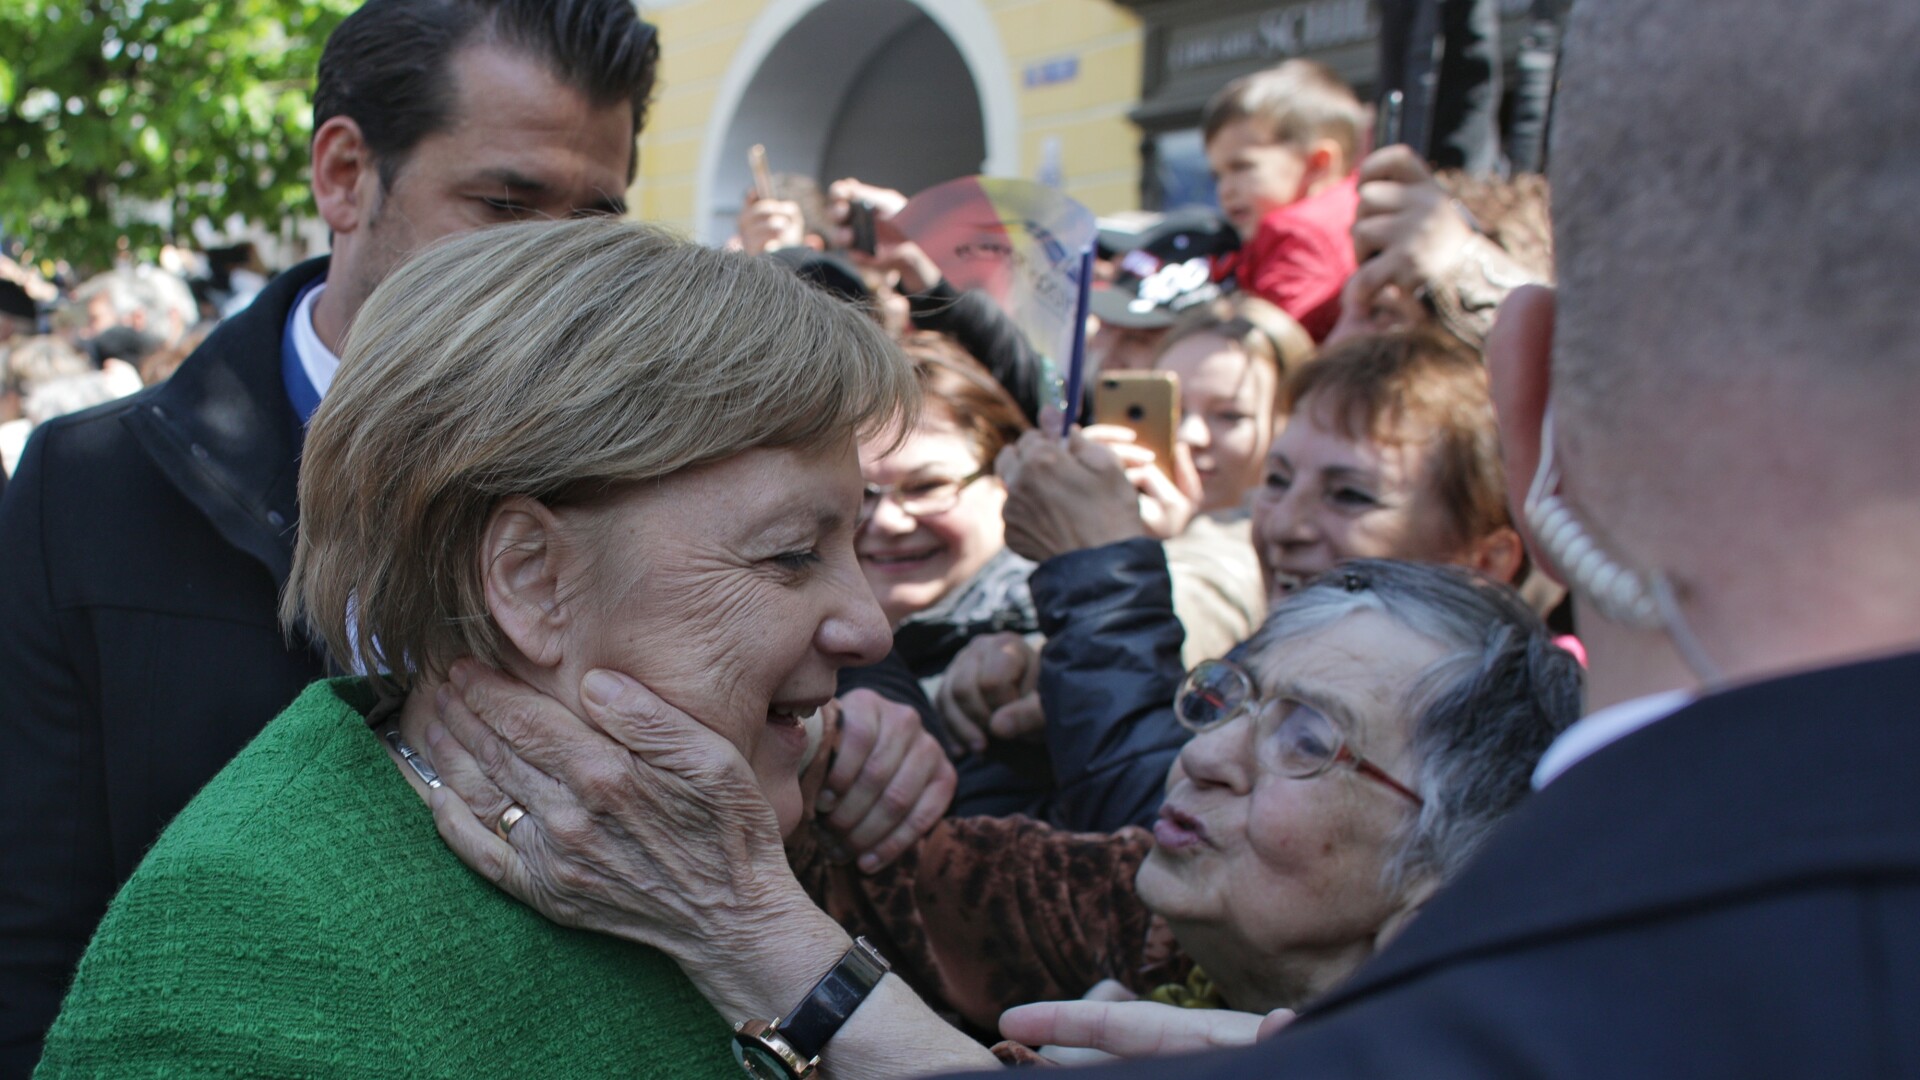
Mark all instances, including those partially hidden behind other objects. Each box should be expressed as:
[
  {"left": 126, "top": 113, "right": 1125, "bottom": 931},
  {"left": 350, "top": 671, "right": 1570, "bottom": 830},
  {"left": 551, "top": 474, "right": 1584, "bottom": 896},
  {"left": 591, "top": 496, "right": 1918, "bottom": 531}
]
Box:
[{"left": 281, "top": 279, "right": 326, "bottom": 426}]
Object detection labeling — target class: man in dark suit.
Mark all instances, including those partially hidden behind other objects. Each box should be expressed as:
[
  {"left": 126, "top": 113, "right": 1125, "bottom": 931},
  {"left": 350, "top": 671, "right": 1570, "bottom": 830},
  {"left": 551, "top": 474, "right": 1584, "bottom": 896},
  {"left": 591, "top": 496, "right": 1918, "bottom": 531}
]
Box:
[
  {"left": 980, "top": 0, "right": 1920, "bottom": 1074},
  {"left": 0, "top": 2, "right": 657, "bottom": 1072}
]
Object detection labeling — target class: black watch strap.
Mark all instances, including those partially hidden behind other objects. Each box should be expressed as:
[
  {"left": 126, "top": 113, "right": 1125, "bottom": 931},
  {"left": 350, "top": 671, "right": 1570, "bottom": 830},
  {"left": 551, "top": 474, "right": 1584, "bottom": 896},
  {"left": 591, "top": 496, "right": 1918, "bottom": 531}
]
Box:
[{"left": 776, "top": 937, "right": 891, "bottom": 1060}]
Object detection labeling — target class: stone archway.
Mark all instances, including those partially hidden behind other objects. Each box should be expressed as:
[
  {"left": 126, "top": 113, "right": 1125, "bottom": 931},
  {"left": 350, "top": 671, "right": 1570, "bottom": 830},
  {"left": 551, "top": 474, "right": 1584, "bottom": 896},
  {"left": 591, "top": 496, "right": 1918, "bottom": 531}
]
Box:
[{"left": 694, "top": 0, "right": 1018, "bottom": 242}]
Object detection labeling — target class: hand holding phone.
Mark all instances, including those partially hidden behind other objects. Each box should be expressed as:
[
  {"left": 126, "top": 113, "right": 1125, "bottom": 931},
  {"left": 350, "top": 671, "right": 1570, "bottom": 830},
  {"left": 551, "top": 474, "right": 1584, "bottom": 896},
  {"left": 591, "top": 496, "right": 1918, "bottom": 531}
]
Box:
[
  {"left": 1088, "top": 371, "right": 1200, "bottom": 537},
  {"left": 826, "top": 179, "right": 933, "bottom": 284},
  {"left": 1375, "top": 90, "right": 1406, "bottom": 151},
  {"left": 845, "top": 198, "right": 877, "bottom": 256}
]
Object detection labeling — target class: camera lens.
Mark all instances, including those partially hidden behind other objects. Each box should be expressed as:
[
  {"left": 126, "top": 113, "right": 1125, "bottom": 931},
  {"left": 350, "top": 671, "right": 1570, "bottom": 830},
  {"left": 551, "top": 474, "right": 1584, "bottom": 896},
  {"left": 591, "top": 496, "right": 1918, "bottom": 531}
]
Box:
[{"left": 1127, "top": 404, "right": 1146, "bottom": 421}]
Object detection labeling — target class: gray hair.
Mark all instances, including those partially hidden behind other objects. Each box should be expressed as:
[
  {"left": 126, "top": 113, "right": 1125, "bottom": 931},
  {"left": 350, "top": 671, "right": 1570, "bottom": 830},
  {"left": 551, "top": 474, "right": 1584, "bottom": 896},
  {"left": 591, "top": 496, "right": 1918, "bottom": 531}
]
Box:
[
  {"left": 1243, "top": 559, "right": 1583, "bottom": 894},
  {"left": 25, "top": 373, "right": 125, "bottom": 425},
  {"left": 1548, "top": 1, "right": 1920, "bottom": 529},
  {"left": 3, "top": 335, "right": 91, "bottom": 397},
  {"left": 73, "top": 266, "right": 197, "bottom": 340}
]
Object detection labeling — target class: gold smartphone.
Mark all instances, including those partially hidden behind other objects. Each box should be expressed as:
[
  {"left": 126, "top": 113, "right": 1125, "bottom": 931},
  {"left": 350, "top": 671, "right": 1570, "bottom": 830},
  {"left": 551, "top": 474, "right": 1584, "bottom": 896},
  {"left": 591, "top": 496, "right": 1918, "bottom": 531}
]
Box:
[{"left": 1091, "top": 371, "right": 1180, "bottom": 477}]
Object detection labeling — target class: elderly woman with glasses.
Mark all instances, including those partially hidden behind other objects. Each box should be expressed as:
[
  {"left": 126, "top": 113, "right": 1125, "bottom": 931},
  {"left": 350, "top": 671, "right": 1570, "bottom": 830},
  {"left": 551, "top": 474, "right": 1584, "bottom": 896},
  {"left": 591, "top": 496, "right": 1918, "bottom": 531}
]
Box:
[{"left": 422, "top": 559, "right": 1580, "bottom": 1070}]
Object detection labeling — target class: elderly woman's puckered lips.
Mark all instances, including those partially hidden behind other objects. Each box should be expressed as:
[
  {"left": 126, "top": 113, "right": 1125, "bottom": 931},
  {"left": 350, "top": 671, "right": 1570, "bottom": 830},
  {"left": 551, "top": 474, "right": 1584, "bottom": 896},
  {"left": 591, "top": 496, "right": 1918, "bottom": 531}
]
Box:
[{"left": 1152, "top": 803, "right": 1211, "bottom": 852}]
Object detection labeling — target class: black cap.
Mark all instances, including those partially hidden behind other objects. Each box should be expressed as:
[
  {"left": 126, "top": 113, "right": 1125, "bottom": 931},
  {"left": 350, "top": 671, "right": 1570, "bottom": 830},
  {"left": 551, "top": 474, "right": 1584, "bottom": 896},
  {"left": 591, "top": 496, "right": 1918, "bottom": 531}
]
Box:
[
  {"left": 0, "top": 279, "right": 35, "bottom": 322},
  {"left": 1089, "top": 210, "right": 1240, "bottom": 329},
  {"left": 767, "top": 247, "right": 873, "bottom": 308},
  {"left": 87, "top": 325, "right": 162, "bottom": 366}
]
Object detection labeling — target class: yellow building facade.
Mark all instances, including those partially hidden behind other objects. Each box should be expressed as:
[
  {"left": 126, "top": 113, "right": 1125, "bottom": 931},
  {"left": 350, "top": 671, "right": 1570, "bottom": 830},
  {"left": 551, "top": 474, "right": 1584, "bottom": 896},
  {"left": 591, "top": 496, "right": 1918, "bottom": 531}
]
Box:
[{"left": 628, "top": 0, "right": 1146, "bottom": 242}]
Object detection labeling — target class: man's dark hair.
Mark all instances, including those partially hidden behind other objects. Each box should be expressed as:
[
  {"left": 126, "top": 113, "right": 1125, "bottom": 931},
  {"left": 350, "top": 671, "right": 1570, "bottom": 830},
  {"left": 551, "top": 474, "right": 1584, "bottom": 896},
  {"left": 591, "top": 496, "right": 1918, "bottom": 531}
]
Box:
[{"left": 313, "top": 0, "right": 659, "bottom": 188}]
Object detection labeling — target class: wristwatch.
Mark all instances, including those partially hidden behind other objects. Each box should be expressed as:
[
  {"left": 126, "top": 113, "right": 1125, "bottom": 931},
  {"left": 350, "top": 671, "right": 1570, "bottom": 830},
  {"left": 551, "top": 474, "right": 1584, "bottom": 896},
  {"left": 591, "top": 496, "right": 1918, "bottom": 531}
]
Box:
[{"left": 731, "top": 937, "right": 891, "bottom": 1079}]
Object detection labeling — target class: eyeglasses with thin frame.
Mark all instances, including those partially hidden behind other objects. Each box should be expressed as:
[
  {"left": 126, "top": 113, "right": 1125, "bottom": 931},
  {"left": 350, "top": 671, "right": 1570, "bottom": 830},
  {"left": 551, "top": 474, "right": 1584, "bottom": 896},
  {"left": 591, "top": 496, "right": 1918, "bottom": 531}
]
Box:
[
  {"left": 858, "top": 468, "right": 990, "bottom": 526},
  {"left": 1174, "top": 658, "right": 1425, "bottom": 806}
]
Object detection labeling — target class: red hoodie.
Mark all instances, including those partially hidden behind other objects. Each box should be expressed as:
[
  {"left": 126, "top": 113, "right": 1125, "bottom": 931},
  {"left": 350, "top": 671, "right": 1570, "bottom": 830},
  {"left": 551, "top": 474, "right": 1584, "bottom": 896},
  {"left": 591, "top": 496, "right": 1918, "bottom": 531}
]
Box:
[{"left": 1217, "top": 173, "right": 1359, "bottom": 342}]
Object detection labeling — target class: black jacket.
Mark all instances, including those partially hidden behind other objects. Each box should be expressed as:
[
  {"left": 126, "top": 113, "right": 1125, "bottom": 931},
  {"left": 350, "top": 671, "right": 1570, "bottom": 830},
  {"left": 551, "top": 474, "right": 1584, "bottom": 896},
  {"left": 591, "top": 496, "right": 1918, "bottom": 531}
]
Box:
[
  {"left": 889, "top": 548, "right": 1039, "bottom": 687},
  {"left": 1031, "top": 538, "right": 1202, "bottom": 833},
  {"left": 962, "top": 650, "right": 1920, "bottom": 1078},
  {"left": 907, "top": 281, "right": 1051, "bottom": 426},
  {"left": 839, "top": 550, "right": 1055, "bottom": 818},
  {"left": 841, "top": 541, "right": 1199, "bottom": 829},
  {"left": 0, "top": 258, "right": 331, "bottom": 1076}
]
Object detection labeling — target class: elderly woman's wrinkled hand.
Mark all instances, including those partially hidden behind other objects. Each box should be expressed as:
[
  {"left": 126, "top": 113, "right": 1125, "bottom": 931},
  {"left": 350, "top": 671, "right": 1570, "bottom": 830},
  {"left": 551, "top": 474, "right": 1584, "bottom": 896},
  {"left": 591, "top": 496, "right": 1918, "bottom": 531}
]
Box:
[
  {"left": 815, "top": 689, "right": 956, "bottom": 873},
  {"left": 996, "top": 427, "right": 1148, "bottom": 563},
  {"left": 1079, "top": 425, "right": 1201, "bottom": 540},
  {"left": 935, "top": 631, "right": 1045, "bottom": 752},
  {"left": 425, "top": 661, "right": 840, "bottom": 1010},
  {"left": 998, "top": 999, "right": 1293, "bottom": 1060}
]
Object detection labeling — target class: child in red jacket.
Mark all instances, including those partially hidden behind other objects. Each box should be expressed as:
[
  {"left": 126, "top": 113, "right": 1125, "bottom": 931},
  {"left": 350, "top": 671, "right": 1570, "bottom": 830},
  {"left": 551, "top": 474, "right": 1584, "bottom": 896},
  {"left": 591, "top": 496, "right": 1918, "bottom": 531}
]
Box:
[{"left": 1204, "top": 61, "right": 1367, "bottom": 341}]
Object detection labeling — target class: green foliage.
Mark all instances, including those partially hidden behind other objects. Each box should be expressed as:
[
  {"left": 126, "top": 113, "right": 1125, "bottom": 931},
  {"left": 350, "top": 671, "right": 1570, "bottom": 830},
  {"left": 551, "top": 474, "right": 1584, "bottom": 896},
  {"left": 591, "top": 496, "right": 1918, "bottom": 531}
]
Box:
[{"left": 0, "top": 0, "right": 357, "bottom": 271}]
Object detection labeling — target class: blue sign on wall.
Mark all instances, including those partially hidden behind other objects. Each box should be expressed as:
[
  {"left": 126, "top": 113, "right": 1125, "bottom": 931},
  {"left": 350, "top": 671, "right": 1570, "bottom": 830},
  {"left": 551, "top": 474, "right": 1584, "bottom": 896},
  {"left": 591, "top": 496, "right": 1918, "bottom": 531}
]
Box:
[{"left": 1023, "top": 56, "right": 1080, "bottom": 89}]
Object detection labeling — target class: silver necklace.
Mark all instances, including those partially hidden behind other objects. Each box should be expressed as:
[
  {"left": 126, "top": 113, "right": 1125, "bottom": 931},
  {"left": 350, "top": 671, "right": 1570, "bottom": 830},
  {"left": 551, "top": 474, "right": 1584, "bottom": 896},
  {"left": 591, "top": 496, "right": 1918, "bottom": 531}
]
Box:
[
  {"left": 379, "top": 722, "right": 443, "bottom": 789},
  {"left": 368, "top": 694, "right": 443, "bottom": 790}
]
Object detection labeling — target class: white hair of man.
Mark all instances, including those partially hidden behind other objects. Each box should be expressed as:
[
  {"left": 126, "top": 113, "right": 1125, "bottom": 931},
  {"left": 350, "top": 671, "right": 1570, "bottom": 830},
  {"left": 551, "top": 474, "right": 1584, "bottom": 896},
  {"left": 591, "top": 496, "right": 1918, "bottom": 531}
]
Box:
[
  {"left": 73, "top": 265, "right": 198, "bottom": 347},
  {"left": 1530, "top": 0, "right": 1920, "bottom": 697},
  {"left": 24, "top": 373, "right": 125, "bottom": 426}
]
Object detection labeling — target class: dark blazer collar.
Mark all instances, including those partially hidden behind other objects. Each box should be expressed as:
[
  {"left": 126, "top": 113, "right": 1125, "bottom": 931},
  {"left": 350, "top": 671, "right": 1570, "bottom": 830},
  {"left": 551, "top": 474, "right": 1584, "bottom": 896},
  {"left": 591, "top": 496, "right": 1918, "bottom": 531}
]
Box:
[
  {"left": 122, "top": 256, "right": 329, "bottom": 588},
  {"left": 1311, "top": 649, "right": 1920, "bottom": 1013}
]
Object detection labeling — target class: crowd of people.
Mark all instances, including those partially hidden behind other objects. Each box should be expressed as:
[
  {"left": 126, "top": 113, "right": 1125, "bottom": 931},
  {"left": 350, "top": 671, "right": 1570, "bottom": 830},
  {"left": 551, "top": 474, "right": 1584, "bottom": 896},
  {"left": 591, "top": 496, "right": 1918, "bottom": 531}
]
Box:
[
  {"left": 0, "top": 255, "right": 220, "bottom": 480},
  {"left": 3, "top": 0, "right": 1918, "bottom": 1078}
]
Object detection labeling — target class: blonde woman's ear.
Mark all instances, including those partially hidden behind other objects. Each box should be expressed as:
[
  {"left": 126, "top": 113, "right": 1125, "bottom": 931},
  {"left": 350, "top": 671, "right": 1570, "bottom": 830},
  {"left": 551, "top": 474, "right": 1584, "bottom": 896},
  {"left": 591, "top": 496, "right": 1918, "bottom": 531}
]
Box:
[{"left": 480, "top": 496, "right": 571, "bottom": 669}]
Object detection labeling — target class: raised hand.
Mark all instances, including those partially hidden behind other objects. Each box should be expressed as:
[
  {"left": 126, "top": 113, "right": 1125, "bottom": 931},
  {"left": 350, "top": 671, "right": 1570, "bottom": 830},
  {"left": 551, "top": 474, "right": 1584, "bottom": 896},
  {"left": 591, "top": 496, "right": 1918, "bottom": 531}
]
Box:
[
  {"left": 996, "top": 427, "right": 1148, "bottom": 563},
  {"left": 816, "top": 688, "right": 956, "bottom": 872},
  {"left": 935, "top": 631, "right": 1045, "bottom": 753}
]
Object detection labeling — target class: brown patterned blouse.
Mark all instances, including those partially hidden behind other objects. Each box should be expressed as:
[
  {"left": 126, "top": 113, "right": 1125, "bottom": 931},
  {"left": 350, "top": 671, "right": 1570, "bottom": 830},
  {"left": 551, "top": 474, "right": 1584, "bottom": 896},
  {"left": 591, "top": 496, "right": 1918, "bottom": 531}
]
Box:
[{"left": 786, "top": 815, "right": 1197, "bottom": 1060}]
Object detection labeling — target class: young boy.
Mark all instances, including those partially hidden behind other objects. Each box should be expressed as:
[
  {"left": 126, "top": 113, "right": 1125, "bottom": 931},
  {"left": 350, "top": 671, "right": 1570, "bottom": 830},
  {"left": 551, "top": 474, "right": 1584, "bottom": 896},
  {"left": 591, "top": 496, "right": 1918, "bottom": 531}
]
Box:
[{"left": 1204, "top": 60, "right": 1368, "bottom": 341}]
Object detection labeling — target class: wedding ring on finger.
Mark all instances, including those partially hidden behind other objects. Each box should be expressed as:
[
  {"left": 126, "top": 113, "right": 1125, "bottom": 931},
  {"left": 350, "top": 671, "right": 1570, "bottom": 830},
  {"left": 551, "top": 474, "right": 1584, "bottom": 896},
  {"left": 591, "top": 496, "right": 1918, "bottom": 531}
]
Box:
[{"left": 496, "top": 804, "right": 528, "bottom": 840}]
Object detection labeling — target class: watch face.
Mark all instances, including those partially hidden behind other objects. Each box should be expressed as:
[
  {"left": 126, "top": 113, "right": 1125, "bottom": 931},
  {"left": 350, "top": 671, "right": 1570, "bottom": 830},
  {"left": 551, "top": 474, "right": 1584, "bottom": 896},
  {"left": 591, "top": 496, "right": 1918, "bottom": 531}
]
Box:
[{"left": 732, "top": 1038, "right": 793, "bottom": 1080}]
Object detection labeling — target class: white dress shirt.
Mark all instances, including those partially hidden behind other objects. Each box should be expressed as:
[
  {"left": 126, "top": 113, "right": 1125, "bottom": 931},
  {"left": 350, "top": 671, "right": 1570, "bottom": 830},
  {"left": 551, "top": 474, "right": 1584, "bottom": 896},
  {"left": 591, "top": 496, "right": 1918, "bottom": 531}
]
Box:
[
  {"left": 1532, "top": 688, "right": 1693, "bottom": 789},
  {"left": 289, "top": 281, "right": 340, "bottom": 402}
]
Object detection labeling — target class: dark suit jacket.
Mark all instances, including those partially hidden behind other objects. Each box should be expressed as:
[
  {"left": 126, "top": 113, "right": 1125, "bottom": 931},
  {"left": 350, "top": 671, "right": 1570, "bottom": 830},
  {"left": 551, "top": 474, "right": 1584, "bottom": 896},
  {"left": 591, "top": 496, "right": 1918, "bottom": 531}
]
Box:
[
  {"left": 0, "top": 259, "right": 332, "bottom": 1076},
  {"left": 971, "top": 650, "right": 1920, "bottom": 1078}
]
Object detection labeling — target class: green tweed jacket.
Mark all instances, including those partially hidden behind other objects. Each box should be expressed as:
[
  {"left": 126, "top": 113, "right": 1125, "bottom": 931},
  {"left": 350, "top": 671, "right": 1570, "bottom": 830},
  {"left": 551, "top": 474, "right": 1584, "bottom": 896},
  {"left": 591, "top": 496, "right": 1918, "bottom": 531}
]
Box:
[{"left": 35, "top": 678, "right": 740, "bottom": 1079}]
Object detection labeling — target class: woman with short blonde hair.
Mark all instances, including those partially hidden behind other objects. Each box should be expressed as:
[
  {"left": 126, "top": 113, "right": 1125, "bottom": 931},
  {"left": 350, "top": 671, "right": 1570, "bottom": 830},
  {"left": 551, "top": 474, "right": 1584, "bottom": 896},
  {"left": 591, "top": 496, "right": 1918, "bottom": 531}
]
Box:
[
  {"left": 290, "top": 220, "right": 914, "bottom": 685},
  {"left": 38, "top": 220, "right": 916, "bottom": 1077}
]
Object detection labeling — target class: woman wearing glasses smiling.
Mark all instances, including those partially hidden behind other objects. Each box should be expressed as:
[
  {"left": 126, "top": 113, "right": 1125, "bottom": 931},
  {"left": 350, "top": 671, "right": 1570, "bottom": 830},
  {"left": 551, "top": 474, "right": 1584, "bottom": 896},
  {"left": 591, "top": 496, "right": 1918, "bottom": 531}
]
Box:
[{"left": 849, "top": 334, "right": 1035, "bottom": 698}]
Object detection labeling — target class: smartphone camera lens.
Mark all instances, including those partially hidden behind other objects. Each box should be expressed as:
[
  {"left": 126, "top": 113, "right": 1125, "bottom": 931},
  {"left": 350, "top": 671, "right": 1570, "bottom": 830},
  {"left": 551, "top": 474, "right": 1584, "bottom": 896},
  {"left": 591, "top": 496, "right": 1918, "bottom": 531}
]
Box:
[{"left": 1127, "top": 404, "right": 1146, "bottom": 421}]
